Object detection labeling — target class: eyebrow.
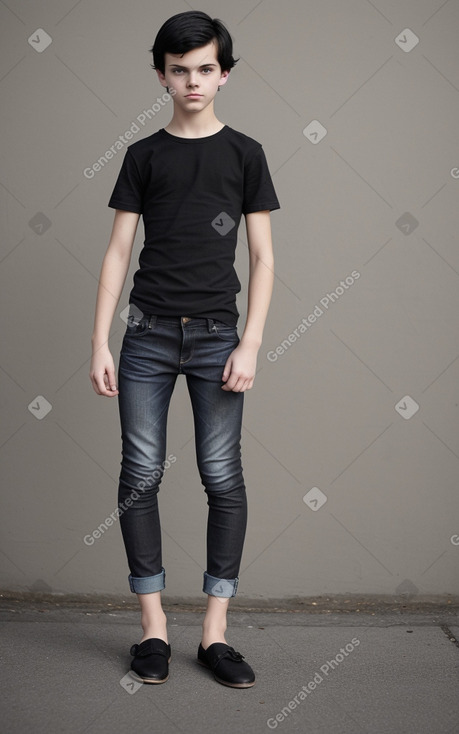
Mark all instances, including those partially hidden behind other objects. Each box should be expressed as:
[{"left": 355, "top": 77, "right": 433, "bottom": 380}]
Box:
[{"left": 167, "top": 63, "right": 218, "bottom": 70}]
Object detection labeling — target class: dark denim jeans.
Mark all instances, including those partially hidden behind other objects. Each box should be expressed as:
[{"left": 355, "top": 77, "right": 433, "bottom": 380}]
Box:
[{"left": 117, "top": 313, "right": 247, "bottom": 597}]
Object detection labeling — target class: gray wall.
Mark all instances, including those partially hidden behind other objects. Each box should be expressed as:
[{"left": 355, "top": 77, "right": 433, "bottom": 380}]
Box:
[{"left": 1, "top": 0, "right": 458, "bottom": 602}]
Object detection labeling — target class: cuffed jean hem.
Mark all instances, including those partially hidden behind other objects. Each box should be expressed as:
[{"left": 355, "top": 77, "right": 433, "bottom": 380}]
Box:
[
  {"left": 203, "top": 572, "right": 239, "bottom": 597},
  {"left": 128, "top": 567, "right": 166, "bottom": 594}
]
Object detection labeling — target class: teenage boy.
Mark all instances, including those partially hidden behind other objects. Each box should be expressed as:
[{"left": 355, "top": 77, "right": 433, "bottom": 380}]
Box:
[{"left": 90, "top": 10, "right": 280, "bottom": 688}]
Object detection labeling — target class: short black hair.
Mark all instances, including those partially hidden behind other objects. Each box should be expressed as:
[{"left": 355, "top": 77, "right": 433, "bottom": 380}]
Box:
[{"left": 151, "top": 11, "right": 238, "bottom": 74}]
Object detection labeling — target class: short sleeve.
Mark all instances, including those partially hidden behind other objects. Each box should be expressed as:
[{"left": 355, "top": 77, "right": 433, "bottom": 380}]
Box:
[
  {"left": 242, "top": 146, "right": 280, "bottom": 215},
  {"left": 108, "top": 149, "right": 143, "bottom": 213}
]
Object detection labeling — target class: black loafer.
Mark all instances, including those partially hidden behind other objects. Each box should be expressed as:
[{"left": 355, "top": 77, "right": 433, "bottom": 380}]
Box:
[
  {"left": 197, "top": 642, "right": 255, "bottom": 688},
  {"left": 130, "top": 638, "right": 171, "bottom": 684}
]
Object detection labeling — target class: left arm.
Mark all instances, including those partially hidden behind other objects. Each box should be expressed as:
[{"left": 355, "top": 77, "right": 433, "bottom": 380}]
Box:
[{"left": 221, "top": 210, "right": 275, "bottom": 392}]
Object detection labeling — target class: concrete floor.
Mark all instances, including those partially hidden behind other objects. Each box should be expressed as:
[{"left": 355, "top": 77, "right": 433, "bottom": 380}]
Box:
[{"left": 1, "top": 597, "right": 459, "bottom": 734}]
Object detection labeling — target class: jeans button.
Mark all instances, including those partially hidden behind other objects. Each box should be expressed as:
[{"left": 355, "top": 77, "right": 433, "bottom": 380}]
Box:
[{"left": 181, "top": 316, "right": 191, "bottom": 323}]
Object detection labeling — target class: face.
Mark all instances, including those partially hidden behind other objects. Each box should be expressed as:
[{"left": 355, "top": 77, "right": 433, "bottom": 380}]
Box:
[{"left": 156, "top": 41, "right": 229, "bottom": 113}]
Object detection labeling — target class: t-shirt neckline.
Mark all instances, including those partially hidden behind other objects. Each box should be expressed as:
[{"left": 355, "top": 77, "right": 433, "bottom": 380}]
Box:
[{"left": 160, "top": 125, "right": 229, "bottom": 143}]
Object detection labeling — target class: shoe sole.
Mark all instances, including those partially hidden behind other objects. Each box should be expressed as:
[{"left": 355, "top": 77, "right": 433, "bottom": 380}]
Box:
[
  {"left": 130, "top": 656, "right": 171, "bottom": 684},
  {"left": 197, "top": 658, "right": 255, "bottom": 688},
  {"left": 132, "top": 674, "right": 169, "bottom": 684}
]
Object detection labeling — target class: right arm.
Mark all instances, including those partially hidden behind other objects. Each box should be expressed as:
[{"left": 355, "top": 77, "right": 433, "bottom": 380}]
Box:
[{"left": 89, "top": 210, "right": 140, "bottom": 397}]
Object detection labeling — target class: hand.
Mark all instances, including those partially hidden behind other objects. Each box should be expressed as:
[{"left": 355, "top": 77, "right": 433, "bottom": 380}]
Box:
[
  {"left": 221, "top": 342, "right": 258, "bottom": 392},
  {"left": 89, "top": 345, "right": 119, "bottom": 397}
]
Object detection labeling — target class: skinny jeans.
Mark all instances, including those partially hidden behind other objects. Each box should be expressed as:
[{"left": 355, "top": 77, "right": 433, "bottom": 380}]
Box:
[{"left": 117, "top": 313, "right": 247, "bottom": 597}]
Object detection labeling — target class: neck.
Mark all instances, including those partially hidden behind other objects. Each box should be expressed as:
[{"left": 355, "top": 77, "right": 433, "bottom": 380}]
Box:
[{"left": 165, "top": 105, "right": 224, "bottom": 138}]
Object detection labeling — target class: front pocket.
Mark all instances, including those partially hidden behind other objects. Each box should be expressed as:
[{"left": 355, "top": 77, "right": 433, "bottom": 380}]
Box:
[
  {"left": 124, "top": 316, "right": 151, "bottom": 337},
  {"left": 213, "top": 323, "right": 239, "bottom": 342}
]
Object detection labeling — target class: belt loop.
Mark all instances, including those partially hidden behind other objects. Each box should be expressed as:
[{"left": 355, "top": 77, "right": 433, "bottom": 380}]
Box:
[
  {"left": 207, "top": 318, "right": 215, "bottom": 333},
  {"left": 148, "top": 315, "right": 157, "bottom": 329}
]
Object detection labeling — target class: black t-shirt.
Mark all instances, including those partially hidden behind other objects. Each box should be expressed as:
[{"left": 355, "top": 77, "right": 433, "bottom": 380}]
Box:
[{"left": 108, "top": 125, "right": 280, "bottom": 326}]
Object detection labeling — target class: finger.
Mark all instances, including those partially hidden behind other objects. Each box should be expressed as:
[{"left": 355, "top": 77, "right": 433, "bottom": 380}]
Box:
[
  {"left": 221, "top": 356, "right": 232, "bottom": 382},
  {"left": 93, "top": 373, "right": 117, "bottom": 397},
  {"left": 222, "top": 378, "right": 237, "bottom": 391},
  {"left": 102, "top": 369, "right": 119, "bottom": 395},
  {"left": 107, "top": 369, "right": 118, "bottom": 392},
  {"left": 229, "top": 376, "right": 246, "bottom": 392},
  {"left": 100, "top": 385, "right": 118, "bottom": 396},
  {"left": 222, "top": 372, "right": 240, "bottom": 391}
]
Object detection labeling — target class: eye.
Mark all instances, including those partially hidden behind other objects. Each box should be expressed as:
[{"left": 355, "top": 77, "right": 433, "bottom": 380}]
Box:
[
  {"left": 172, "top": 69, "right": 184, "bottom": 74},
  {"left": 201, "top": 68, "right": 213, "bottom": 74}
]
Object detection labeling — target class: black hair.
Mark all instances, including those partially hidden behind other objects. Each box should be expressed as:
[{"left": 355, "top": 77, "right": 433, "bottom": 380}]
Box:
[{"left": 150, "top": 11, "right": 238, "bottom": 73}]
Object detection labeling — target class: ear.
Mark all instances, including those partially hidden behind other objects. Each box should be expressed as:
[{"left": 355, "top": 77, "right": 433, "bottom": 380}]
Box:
[
  {"left": 219, "top": 69, "right": 230, "bottom": 87},
  {"left": 155, "top": 68, "right": 167, "bottom": 87}
]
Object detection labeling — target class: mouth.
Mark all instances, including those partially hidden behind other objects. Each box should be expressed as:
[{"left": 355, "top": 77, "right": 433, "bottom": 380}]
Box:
[{"left": 185, "top": 94, "right": 203, "bottom": 98}]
